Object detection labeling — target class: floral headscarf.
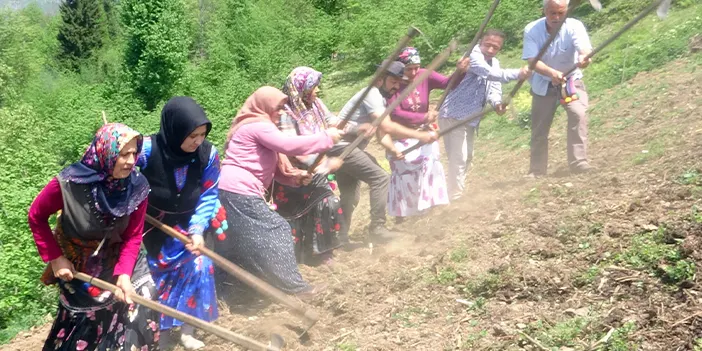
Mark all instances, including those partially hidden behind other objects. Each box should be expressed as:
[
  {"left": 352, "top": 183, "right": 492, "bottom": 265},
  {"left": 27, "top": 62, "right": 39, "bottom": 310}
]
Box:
[
  {"left": 398, "top": 47, "right": 421, "bottom": 65},
  {"left": 59, "top": 123, "right": 149, "bottom": 217},
  {"left": 281, "top": 66, "right": 332, "bottom": 136}
]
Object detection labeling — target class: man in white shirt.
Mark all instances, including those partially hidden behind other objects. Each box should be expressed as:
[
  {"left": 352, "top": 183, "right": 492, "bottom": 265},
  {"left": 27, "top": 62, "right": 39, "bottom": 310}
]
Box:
[{"left": 523, "top": 0, "right": 593, "bottom": 177}]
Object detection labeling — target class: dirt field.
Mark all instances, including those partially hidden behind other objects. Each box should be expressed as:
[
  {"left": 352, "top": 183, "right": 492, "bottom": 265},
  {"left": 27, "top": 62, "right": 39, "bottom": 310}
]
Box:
[{"left": 3, "top": 57, "right": 702, "bottom": 351}]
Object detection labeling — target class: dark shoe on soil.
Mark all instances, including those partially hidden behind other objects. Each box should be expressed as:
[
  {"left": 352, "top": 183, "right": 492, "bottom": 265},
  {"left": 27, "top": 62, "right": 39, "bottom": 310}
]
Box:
[
  {"left": 340, "top": 241, "right": 365, "bottom": 252},
  {"left": 571, "top": 162, "right": 595, "bottom": 175},
  {"left": 368, "top": 226, "right": 400, "bottom": 243}
]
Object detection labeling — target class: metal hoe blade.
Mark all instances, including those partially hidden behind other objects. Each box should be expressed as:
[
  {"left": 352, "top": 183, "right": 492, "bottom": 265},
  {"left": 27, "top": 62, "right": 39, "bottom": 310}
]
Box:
[
  {"left": 657, "top": 0, "right": 671, "bottom": 19},
  {"left": 269, "top": 334, "right": 285, "bottom": 351}
]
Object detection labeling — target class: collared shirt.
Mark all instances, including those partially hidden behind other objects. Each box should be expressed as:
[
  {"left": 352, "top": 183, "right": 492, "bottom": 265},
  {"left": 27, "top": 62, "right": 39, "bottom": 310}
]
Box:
[
  {"left": 439, "top": 46, "right": 520, "bottom": 127},
  {"left": 522, "top": 17, "right": 593, "bottom": 96}
]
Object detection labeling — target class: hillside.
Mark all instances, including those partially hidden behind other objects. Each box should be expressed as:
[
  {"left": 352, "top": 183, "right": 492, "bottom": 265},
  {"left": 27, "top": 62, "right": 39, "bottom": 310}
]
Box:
[
  {"left": 5, "top": 29, "right": 702, "bottom": 351},
  {"left": 1, "top": 0, "right": 701, "bottom": 349},
  {"left": 6, "top": 44, "right": 702, "bottom": 351}
]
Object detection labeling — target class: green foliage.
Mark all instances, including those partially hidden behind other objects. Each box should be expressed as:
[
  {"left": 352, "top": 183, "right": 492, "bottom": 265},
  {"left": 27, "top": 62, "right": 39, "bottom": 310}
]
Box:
[
  {"left": 604, "top": 322, "right": 638, "bottom": 351},
  {"left": 573, "top": 265, "right": 601, "bottom": 287},
  {"left": 57, "top": 0, "right": 107, "bottom": 70},
  {"left": 616, "top": 226, "right": 696, "bottom": 284},
  {"left": 449, "top": 246, "right": 468, "bottom": 262},
  {"left": 0, "top": 7, "right": 52, "bottom": 106},
  {"left": 435, "top": 266, "right": 458, "bottom": 285},
  {"left": 525, "top": 317, "right": 590, "bottom": 348},
  {"left": 462, "top": 271, "right": 505, "bottom": 298},
  {"left": 121, "top": 0, "right": 190, "bottom": 110},
  {"left": 677, "top": 169, "right": 702, "bottom": 186},
  {"left": 336, "top": 342, "right": 357, "bottom": 351},
  {"left": 585, "top": 6, "right": 702, "bottom": 95},
  {"left": 0, "top": 104, "right": 61, "bottom": 342}
]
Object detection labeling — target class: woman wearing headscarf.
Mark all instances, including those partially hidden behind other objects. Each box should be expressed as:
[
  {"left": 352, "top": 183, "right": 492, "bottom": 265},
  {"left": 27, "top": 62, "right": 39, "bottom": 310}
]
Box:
[
  {"left": 385, "top": 47, "right": 469, "bottom": 222},
  {"left": 137, "top": 96, "right": 219, "bottom": 350},
  {"left": 214, "top": 86, "right": 343, "bottom": 301},
  {"left": 28, "top": 123, "right": 158, "bottom": 351},
  {"left": 273, "top": 67, "right": 345, "bottom": 266}
]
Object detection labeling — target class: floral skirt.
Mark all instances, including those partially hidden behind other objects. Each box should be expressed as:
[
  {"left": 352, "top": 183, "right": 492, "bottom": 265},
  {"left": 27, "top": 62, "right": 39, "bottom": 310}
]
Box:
[
  {"left": 148, "top": 233, "right": 218, "bottom": 330},
  {"left": 42, "top": 220, "right": 159, "bottom": 351},
  {"left": 387, "top": 138, "right": 449, "bottom": 217},
  {"left": 273, "top": 174, "right": 344, "bottom": 264},
  {"left": 43, "top": 254, "right": 160, "bottom": 351}
]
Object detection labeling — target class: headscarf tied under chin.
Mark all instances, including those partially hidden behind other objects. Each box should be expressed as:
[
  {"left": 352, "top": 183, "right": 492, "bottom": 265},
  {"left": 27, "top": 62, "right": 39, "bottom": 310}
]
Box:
[
  {"left": 226, "top": 86, "right": 300, "bottom": 178},
  {"left": 281, "top": 66, "right": 331, "bottom": 136},
  {"left": 398, "top": 47, "right": 421, "bottom": 65},
  {"left": 156, "top": 96, "right": 212, "bottom": 167},
  {"left": 59, "top": 123, "right": 149, "bottom": 217}
]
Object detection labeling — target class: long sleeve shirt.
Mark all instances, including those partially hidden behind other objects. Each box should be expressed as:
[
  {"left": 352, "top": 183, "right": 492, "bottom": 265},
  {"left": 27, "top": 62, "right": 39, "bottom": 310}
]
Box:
[
  {"left": 27, "top": 177, "right": 147, "bottom": 277},
  {"left": 219, "top": 122, "right": 334, "bottom": 197},
  {"left": 136, "top": 136, "right": 220, "bottom": 236},
  {"left": 388, "top": 69, "right": 450, "bottom": 126},
  {"left": 439, "top": 46, "right": 521, "bottom": 127}
]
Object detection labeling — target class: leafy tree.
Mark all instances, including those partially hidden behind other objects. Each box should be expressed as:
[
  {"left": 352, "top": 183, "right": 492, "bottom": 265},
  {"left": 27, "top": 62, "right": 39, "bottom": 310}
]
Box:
[
  {"left": 102, "top": 0, "right": 121, "bottom": 39},
  {"left": 121, "top": 0, "right": 190, "bottom": 110},
  {"left": 0, "top": 6, "right": 47, "bottom": 106},
  {"left": 56, "top": 0, "right": 106, "bottom": 70}
]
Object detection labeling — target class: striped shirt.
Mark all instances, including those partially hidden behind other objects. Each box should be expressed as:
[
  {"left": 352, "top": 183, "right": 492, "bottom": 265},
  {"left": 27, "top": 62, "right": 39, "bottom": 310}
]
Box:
[{"left": 439, "top": 46, "right": 520, "bottom": 127}]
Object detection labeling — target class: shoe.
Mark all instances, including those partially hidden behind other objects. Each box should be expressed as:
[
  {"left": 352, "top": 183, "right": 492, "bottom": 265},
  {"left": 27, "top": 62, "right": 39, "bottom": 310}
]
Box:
[
  {"left": 395, "top": 216, "right": 406, "bottom": 225},
  {"left": 524, "top": 172, "right": 545, "bottom": 179},
  {"left": 571, "top": 162, "right": 595, "bottom": 174},
  {"left": 368, "top": 226, "right": 400, "bottom": 243},
  {"left": 180, "top": 333, "right": 205, "bottom": 350},
  {"left": 295, "top": 284, "right": 327, "bottom": 302},
  {"left": 159, "top": 330, "right": 176, "bottom": 350},
  {"left": 340, "top": 241, "right": 365, "bottom": 252}
]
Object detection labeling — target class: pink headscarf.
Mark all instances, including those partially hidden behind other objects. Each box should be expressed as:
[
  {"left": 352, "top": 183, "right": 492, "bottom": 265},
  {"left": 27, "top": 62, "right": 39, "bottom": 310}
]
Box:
[{"left": 226, "top": 86, "right": 300, "bottom": 178}]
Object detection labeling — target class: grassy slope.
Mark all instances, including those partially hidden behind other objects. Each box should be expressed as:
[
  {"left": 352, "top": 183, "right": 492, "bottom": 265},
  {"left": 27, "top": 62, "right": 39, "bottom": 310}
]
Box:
[
  {"left": 1, "top": 2, "right": 701, "bottom": 349},
  {"left": 172, "top": 53, "right": 702, "bottom": 351}
]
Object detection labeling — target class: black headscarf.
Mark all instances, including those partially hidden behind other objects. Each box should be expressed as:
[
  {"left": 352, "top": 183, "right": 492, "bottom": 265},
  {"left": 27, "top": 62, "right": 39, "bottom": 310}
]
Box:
[{"left": 155, "top": 96, "right": 212, "bottom": 167}]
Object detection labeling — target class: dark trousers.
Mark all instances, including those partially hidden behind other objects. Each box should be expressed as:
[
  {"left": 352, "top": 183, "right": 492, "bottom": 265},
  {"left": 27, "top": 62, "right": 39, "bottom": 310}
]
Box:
[{"left": 330, "top": 146, "right": 389, "bottom": 238}]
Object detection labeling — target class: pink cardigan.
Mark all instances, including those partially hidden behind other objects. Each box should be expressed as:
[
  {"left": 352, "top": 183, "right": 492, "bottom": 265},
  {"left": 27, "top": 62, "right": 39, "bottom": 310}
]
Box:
[
  {"left": 388, "top": 69, "right": 450, "bottom": 126},
  {"left": 27, "top": 177, "right": 147, "bottom": 277},
  {"left": 219, "top": 122, "right": 333, "bottom": 197}
]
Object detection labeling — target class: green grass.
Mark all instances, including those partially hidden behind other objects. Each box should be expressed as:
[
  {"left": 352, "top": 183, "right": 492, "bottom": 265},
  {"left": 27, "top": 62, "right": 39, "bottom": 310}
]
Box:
[
  {"left": 573, "top": 265, "right": 601, "bottom": 287},
  {"left": 461, "top": 329, "right": 488, "bottom": 349},
  {"left": 449, "top": 246, "right": 469, "bottom": 263},
  {"left": 461, "top": 4, "right": 702, "bottom": 149},
  {"left": 435, "top": 266, "right": 459, "bottom": 285},
  {"left": 462, "top": 271, "right": 507, "bottom": 299},
  {"left": 336, "top": 342, "right": 358, "bottom": 351},
  {"left": 677, "top": 169, "right": 702, "bottom": 186},
  {"left": 632, "top": 138, "right": 666, "bottom": 165},
  {"left": 391, "top": 306, "right": 436, "bottom": 328},
  {"left": 616, "top": 226, "right": 696, "bottom": 284},
  {"left": 524, "top": 317, "right": 591, "bottom": 348},
  {"left": 523, "top": 317, "right": 638, "bottom": 350}
]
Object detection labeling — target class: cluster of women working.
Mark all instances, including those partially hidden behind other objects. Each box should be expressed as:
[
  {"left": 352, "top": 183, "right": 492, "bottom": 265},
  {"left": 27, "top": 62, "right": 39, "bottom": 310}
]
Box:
[{"left": 27, "top": 0, "right": 595, "bottom": 347}]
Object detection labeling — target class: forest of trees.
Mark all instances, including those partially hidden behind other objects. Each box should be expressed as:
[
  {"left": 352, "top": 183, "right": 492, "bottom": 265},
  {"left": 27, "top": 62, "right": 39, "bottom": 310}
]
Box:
[{"left": 0, "top": 0, "right": 699, "bottom": 342}]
